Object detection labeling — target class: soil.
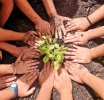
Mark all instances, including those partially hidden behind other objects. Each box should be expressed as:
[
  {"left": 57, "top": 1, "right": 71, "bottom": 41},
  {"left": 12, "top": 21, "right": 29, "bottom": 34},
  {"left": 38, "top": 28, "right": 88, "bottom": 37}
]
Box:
[{"left": 0, "top": 0, "right": 104, "bottom": 100}]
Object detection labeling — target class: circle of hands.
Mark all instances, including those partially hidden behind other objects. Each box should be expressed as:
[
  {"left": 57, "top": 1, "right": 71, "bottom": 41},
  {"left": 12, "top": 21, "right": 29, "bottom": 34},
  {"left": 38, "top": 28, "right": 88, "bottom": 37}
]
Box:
[{"left": 0, "top": 16, "right": 92, "bottom": 97}]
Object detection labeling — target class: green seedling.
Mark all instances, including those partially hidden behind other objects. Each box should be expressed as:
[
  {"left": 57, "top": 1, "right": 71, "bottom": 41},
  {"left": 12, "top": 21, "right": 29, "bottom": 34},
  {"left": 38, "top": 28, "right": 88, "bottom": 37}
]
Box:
[{"left": 39, "top": 36, "right": 68, "bottom": 70}]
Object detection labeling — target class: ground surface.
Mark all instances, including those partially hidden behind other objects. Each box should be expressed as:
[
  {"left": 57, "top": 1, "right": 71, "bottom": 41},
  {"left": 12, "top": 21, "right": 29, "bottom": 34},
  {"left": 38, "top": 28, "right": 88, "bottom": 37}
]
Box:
[{"left": 0, "top": 0, "right": 104, "bottom": 100}]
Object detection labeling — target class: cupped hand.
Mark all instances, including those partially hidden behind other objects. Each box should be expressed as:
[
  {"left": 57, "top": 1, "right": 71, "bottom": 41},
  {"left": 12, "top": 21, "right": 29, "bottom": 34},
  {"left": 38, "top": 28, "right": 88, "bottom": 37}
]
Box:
[
  {"left": 0, "top": 75, "right": 16, "bottom": 89},
  {"left": 64, "top": 61, "right": 90, "bottom": 84},
  {"left": 16, "top": 70, "right": 39, "bottom": 97},
  {"left": 38, "top": 61, "right": 54, "bottom": 87},
  {"left": 23, "top": 30, "right": 40, "bottom": 46},
  {"left": 14, "top": 53, "right": 39, "bottom": 74},
  {"left": 65, "top": 45, "right": 92, "bottom": 63},
  {"left": 35, "top": 19, "right": 51, "bottom": 37},
  {"left": 50, "top": 15, "right": 71, "bottom": 39},
  {"left": 54, "top": 68, "right": 72, "bottom": 94}
]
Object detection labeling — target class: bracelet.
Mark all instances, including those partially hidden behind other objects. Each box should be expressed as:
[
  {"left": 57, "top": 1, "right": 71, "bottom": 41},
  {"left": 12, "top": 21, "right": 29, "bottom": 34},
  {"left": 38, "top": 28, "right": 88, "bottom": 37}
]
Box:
[
  {"left": 12, "top": 63, "right": 16, "bottom": 75},
  {"left": 86, "top": 16, "right": 92, "bottom": 26}
]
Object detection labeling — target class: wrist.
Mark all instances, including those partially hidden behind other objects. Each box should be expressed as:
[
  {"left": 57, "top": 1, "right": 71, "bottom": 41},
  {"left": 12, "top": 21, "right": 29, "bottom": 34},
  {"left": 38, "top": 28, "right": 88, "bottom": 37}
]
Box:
[
  {"left": 90, "top": 48, "right": 96, "bottom": 60},
  {"left": 34, "top": 17, "right": 43, "bottom": 24},
  {"left": 82, "top": 70, "right": 91, "bottom": 84},
  {"left": 60, "top": 89, "right": 72, "bottom": 95}
]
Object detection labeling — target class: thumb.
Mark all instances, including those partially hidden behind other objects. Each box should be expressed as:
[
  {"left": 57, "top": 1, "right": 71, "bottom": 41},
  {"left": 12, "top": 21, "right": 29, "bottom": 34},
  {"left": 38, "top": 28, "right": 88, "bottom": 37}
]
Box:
[
  {"left": 15, "top": 53, "right": 24, "bottom": 63},
  {"left": 26, "top": 87, "right": 36, "bottom": 96}
]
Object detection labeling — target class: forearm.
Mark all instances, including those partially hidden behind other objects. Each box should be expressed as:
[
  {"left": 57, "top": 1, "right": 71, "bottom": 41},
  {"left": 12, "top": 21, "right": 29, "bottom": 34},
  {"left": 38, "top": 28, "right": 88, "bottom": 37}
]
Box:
[
  {"left": 90, "top": 44, "right": 104, "bottom": 59},
  {"left": 83, "top": 72, "right": 104, "bottom": 99},
  {"left": 60, "top": 92, "right": 73, "bottom": 100},
  {"left": 87, "top": 26, "right": 104, "bottom": 40},
  {"left": 88, "top": 5, "right": 104, "bottom": 25},
  {"left": 0, "top": 28, "right": 24, "bottom": 41},
  {"left": 36, "top": 85, "right": 52, "bottom": 100},
  {"left": 42, "top": 0, "right": 57, "bottom": 17},
  {"left": 0, "top": 42, "right": 17, "bottom": 55},
  {"left": 15, "top": 0, "right": 42, "bottom": 24},
  {"left": 0, "top": 64, "right": 14, "bottom": 75},
  {"left": 0, "top": 88, "right": 14, "bottom": 99}
]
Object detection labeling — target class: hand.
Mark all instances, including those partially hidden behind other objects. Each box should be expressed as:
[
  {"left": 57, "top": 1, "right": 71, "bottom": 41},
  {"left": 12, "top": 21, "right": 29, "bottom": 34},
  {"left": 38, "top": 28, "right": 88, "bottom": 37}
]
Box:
[
  {"left": 0, "top": 75, "right": 16, "bottom": 89},
  {"left": 50, "top": 15, "right": 71, "bottom": 39},
  {"left": 64, "top": 61, "right": 90, "bottom": 84},
  {"left": 65, "top": 17, "right": 90, "bottom": 32},
  {"left": 13, "top": 46, "right": 41, "bottom": 60},
  {"left": 64, "top": 31, "right": 89, "bottom": 44},
  {"left": 65, "top": 45, "right": 92, "bottom": 63},
  {"left": 23, "top": 30, "right": 40, "bottom": 46},
  {"left": 38, "top": 61, "right": 54, "bottom": 87},
  {"left": 14, "top": 53, "right": 39, "bottom": 74},
  {"left": 35, "top": 19, "right": 51, "bottom": 37},
  {"left": 16, "top": 70, "right": 39, "bottom": 97},
  {"left": 54, "top": 68, "right": 72, "bottom": 94}
]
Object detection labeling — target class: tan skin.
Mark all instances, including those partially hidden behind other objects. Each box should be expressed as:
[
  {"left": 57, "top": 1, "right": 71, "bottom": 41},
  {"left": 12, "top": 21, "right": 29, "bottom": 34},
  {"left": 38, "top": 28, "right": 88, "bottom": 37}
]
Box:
[
  {"left": 42, "top": 0, "right": 71, "bottom": 39},
  {"left": 64, "top": 61, "right": 104, "bottom": 99},
  {"left": 15, "top": 0, "right": 51, "bottom": 37},
  {"left": 0, "top": 70, "right": 39, "bottom": 99},
  {"left": 36, "top": 61, "right": 54, "bottom": 100}
]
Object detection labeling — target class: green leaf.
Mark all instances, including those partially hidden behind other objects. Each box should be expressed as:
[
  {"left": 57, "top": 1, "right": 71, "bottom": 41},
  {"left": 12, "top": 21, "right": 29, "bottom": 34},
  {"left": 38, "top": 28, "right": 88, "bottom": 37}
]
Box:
[
  {"left": 43, "top": 55, "right": 49, "bottom": 63},
  {"left": 53, "top": 38, "right": 57, "bottom": 43}
]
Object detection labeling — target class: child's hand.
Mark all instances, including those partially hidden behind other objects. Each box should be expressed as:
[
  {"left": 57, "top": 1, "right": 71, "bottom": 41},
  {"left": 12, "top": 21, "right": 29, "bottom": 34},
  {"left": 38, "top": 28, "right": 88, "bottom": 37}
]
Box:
[
  {"left": 50, "top": 15, "right": 71, "bottom": 39},
  {"left": 64, "top": 61, "right": 90, "bottom": 84},
  {"left": 0, "top": 75, "right": 16, "bottom": 89},
  {"left": 64, "top": 31, "right": 89, "bottom": 44},
  {"left": 65, "top": 45, "right": 92, "bottom": 63},
  {"left": 65, "top": 17, "right": 90, "bottom": 32},
  {"left": 35, "top": 19, "right": 51, "bottom": 37},
  {"left": 14, "top": 53, "right": 39, "bottom": 74},
  {"left": 13, "top": 46, "right": 41, "bottom": 60},
  {"left": 54, "top": 68, "right": 72, "bottom": 94},
  {"left": 23, "top": 30, "right": 40, "bottom": 46},
  {"left": 16, "top": 70, "right": 39, "bottom": 97},
  {"left": 38, "top": 61, "right": 54, "bottom": 87}
]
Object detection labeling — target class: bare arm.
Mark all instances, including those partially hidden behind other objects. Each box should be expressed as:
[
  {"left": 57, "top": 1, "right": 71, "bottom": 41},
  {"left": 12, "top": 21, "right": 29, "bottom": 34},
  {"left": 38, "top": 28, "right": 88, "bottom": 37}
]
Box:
[
  {"left": 15, "top": 0, "right": 51, "bottom": 37},
  {"left": 42, "top": 0, "right": 57, "bottom": 17},
  {"left": 90, "top": 44, "right": 104, "bottom": 59},
  {"left": 83, "top": 72, "right": 104, "bottom": 99},
  {"left": 0, "top": 64, "right": 14, "bottom": 75},
  {"left": 0, "top": 88, "right": 14, "bottom": 100},
  {"left": 0, "top": 28, "right": 24, "bottom": 41}
]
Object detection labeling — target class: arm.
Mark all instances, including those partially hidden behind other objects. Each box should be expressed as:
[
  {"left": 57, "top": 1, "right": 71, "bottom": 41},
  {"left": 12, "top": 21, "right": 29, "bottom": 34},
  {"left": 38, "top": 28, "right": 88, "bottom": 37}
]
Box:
[
  {"left": 64, "top": 26, "right": 104, "bottom": 44},
  {"left": 0, "top": 71, "right": 39, "bottom": 99},
  {"left": 0, "top": 88, "right": 14, "bottom": 100},
  {"left": 54, "top": 69, "right": 73, "bottom": 100},
  {"left": 36, "top": 61, "right": 54, "bottom": 100},
  {"left": 90, "top": 44, "right": 104, "bottom": 59},
  {"left": 15, "top": 0, "right": 51, "bottom": 37},
  {"left": 42, "top": 0, "right": 57, "bottom": 17},
  {"left": 65, "top": 5, "right": 104, "bottom": 32},
  {"left": 0, "top": 64, "right": 14, "bottom": 75},
  {"left": 0, "top": 28, "right": 24, "bottom": 41},
  {"left": 64, "top": 61, "right": 104, "bottom": 99},
  {"left": 42, "top": 0, "right": 71, "bottom": 39}
]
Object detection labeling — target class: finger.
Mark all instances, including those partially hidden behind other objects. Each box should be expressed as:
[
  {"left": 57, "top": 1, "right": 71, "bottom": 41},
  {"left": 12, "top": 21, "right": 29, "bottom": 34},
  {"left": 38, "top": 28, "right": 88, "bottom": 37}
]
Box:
[
  {"left": 61, "top": 25, "right": 66, "bottom": 36},
  {"left": 74, "top": 42, "right": 84, "bottom": 45},
  {"left": 4, "top": 81, "right": 14, "bottom": 88},
  {"left": 57, "top": 27, "right": 62, "bottom": 39},
  {"left": 65, "top": 55, "right": 75, "bottom": 60},
  {"left": 4, "top": 76, "right": 16, "bottom": 83},
  {"left": 54, "top": 70, "right": 59, "bottom": 80},
  {"left": 69, "top": 75, "right": 75, "bottom": 81},
  {"left": 65, "top": 51, "right": 76, "bottom": 55},
  {"left": 30, "top": 30, "right": 38, "bottom": 35},
  {"left": 51, "top": 25, "right": 55, "bottom": 36},
  {"left": 55, "top": 28, "right": 58, "bottom": 39},
  {"left": 37, "top": 31, "right": 41, "bottom": 38},
  {"left": 15, "top": 53, "right": 24, "bottom": 63},
  {"left": 28, "top": 70, "right": 39, "bottom": 83},
  {"left": 46, "top": 61, "right": 51, "bottom": 71},
  {"left": 72, "top": 44, "right": 79, "bottom": 49},
  {"left": 73, "top": 59, "right": 85, "bottom": 64},
  {"left": 26, "top": 87, "right": 36, "bottom": 96}
]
